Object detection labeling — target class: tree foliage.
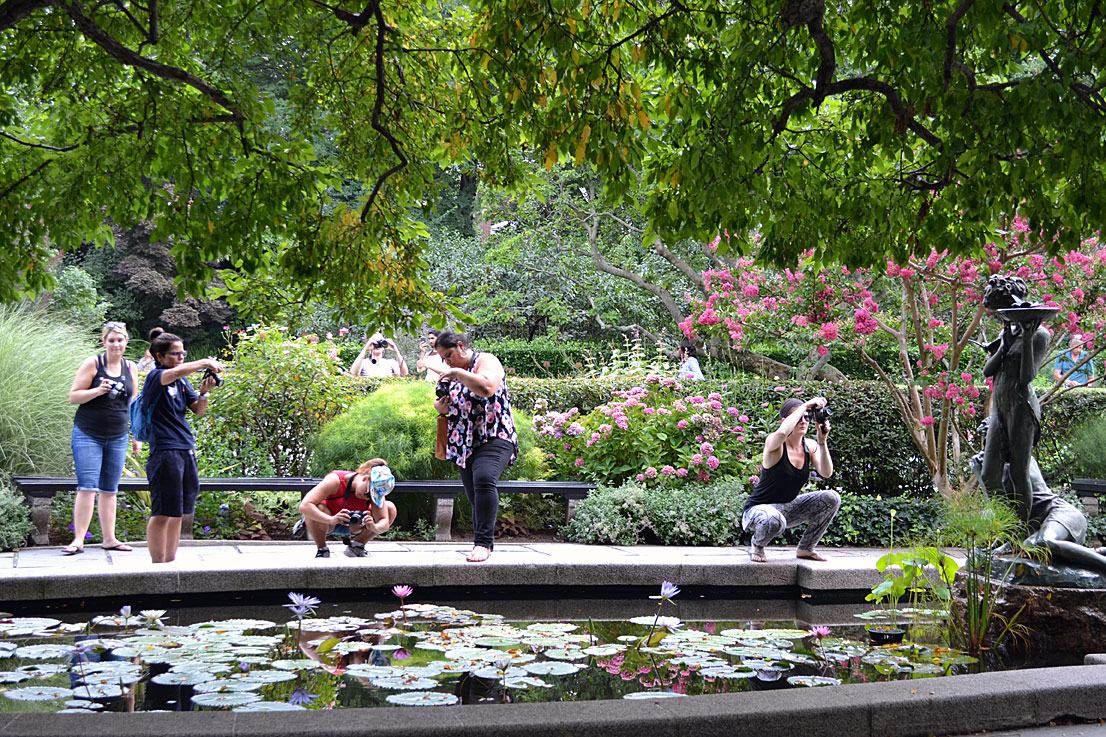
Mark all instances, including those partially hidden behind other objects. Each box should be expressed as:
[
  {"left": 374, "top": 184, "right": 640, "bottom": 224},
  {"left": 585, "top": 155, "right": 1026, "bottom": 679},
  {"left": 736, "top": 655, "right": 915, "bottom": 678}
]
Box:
[{"left": 4, "top": 0, "right": 1104, "bottom": 328}]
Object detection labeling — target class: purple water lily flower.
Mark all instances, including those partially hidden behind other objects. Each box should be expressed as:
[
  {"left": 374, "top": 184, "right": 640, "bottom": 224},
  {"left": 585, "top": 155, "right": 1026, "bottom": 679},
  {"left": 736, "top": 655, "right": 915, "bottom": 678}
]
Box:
[
  {"left": 649, "top": 581, "right": 681, "bottom": 601},
  {"left": 808, "top": 625, "right": 832, "bottom": 639},
  {"left": 288, "top": 689, "right": 317, "bottom": 706},
  {"left": 285, "top": 592, "right": 321, "bottom": 617}
]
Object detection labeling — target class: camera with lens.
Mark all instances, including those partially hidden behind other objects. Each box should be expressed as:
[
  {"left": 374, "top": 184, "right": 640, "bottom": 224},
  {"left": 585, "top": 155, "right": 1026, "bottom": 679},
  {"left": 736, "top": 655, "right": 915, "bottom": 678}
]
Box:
[
  {"left": 202, "top": 368, "right": 223, "bottom": 387},
  {"left": 346, "top": 510, "right": 364, "bottom": 526},
  {"left": 435, "top": 378, "right": 451, "bottom": 399},
  {"left": 813, "top": 405, "right": 832, "bottom": 426},
  {"left": 373, "top": 338, "right": 389, "bottom": 349},
  {"left": 104, "top": 379, "right": 125, "bottom": 399}
]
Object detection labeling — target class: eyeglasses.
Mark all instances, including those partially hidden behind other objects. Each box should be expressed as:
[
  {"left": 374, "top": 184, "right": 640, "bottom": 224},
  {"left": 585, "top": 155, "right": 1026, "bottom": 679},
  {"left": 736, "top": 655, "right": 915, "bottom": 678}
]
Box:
[
  {"left": 104, "top": 321, "right": 126, "bottom": 330},
  {"left": 166, "top": 350, "right": 188, "bottom": 358},
  {"left": 800, "top": 413, "right": 811, "bottom": 422}
]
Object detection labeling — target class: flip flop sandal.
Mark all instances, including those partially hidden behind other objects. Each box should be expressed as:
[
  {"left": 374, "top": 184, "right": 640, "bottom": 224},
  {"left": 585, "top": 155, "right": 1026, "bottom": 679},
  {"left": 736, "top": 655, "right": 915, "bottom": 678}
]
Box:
[{"left": 61, "top": 545, "right": 84, "bottom": 556}]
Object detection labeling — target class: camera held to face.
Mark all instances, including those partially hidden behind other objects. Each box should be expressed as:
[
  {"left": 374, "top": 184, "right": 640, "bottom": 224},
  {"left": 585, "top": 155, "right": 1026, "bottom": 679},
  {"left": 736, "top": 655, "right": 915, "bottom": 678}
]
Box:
[
  {"left": 813, "top": 405, "right": 832, "bottom": 426},
  {"left": 202, "top": 368, "right": 223, "bottom": 387},
  {"left": 346, "top": 510, "right": 364, "bottom": 526},
  {"left": 373, "top": 338, "right": 388, "bottom": 349}
]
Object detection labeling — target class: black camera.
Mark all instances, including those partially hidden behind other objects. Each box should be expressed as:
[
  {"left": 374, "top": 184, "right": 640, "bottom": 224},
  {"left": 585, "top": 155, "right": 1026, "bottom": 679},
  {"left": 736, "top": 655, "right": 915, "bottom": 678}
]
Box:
[
  {"left": 347, "top": 510, "right": 364, "bottom": 526},
  {"left": 104, "top": 379, "right": 124, "bottom": 399},
  {"left": 435, "top": 379, "right": 451, "bottom": 399},
  {"left": 373, "top": 338, "right": 389, "bottom": 349},
  {"left": 813, "top": 406, "right": 832, "bottom": 426},
  {"left": 202, "top": 368, "right": 223, "bottom": 387}
]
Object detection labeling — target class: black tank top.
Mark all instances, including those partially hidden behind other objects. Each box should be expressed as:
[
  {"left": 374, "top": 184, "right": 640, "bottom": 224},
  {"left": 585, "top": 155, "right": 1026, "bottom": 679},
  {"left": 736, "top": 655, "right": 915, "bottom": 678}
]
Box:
[
  {"left": 74, "top": 355, "right": 134, "bottom": 439},
  {"left": 743, "top": 440, "right": 812, "bottom": 512}
]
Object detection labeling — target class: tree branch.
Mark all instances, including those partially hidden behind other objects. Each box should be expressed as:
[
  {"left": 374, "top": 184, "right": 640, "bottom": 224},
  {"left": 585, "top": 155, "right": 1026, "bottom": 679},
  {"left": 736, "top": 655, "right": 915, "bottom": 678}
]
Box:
[
  {"left": 943, "top": 0, "right": 977, "bottom": 92},
  {"left": 359, "top": 0, "right": 407, "bottom": 221},
  {"left": 62, "top": 0, "right": 241, "bottom": 118}
]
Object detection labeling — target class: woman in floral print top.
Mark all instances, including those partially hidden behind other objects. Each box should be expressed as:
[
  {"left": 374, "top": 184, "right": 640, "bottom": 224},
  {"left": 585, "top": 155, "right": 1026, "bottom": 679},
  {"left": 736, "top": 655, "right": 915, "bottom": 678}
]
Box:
[{"left": 432, "top": 329, "right": 518, "bottom": 562}]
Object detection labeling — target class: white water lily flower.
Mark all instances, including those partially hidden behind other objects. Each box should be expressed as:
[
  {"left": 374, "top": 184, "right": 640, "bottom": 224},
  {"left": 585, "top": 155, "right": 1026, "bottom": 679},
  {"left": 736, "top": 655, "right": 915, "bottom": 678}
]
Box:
[{"left": 140, "top": 610, "right": 167, "bottom": 627}]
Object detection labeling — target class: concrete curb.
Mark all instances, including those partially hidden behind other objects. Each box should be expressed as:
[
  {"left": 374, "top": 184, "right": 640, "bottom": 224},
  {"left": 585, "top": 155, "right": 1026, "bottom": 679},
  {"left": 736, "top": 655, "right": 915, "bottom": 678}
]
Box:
[{"left": 1, "top": 666, "right": 1104, "bottom": 737}]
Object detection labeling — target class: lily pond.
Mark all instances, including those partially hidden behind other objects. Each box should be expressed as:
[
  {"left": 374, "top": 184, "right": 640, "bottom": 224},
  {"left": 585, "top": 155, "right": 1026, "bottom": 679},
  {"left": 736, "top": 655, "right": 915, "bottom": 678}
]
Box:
[{"left": 0, "top": 586, "right": 981, "bottom": 713}]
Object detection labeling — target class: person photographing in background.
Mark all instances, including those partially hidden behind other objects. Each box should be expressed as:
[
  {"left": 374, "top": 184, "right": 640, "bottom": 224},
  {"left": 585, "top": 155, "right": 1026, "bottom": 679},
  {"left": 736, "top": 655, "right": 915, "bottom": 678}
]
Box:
[
  {"left": 416, "top": 330, "right": 448, "bottom": 383},
  {"left": 350, "top": 332, "right": 408, "bottom": 378},
  {"left": 742, "top": 397, "right": 839, "bottom": 563}
]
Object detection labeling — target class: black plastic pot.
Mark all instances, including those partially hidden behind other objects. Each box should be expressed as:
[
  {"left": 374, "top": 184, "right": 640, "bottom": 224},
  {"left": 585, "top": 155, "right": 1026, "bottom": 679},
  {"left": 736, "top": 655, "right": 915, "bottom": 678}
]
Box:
[{"left": 866, "top": 625, "right": 906, "bottom": 645}]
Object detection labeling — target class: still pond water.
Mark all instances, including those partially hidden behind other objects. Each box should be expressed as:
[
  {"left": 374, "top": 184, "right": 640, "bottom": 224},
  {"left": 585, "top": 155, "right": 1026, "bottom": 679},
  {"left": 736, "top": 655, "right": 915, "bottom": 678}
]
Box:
[{"left": 0, "top": 594, "right": 1035, "bottom": 713}]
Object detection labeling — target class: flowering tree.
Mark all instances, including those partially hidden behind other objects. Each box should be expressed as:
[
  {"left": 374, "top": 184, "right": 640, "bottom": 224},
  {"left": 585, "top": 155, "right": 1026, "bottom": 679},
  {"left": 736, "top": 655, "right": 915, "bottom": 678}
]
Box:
[{"left": 682, "top": 223, "right": 1106, "bottom": 495}]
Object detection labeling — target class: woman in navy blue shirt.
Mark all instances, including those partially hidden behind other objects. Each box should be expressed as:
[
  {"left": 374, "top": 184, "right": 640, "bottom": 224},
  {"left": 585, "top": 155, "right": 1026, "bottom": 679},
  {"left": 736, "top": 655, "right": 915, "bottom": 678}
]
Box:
[{"left": 141, "top": 331, "right": 223, "bottom": 563}]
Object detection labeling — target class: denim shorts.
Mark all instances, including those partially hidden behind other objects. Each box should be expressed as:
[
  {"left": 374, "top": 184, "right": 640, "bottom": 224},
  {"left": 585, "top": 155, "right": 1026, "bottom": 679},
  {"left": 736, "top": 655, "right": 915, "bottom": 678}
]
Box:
[
  {"left": 71, "top": 426, "right": 129, "bottom": 494},
  {"left": 147, "top": 449, "right": 200, "bottom": 518}
]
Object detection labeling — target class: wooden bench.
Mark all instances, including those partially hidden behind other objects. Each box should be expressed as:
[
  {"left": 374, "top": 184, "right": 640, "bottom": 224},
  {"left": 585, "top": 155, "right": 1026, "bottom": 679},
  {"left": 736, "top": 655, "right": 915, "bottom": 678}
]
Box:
[
  {"left": 1072, "top": 478, "right": 1106, "bottom": 517},
  {"left": 12, "top": 476, "right": 594, "bottom": 545}
]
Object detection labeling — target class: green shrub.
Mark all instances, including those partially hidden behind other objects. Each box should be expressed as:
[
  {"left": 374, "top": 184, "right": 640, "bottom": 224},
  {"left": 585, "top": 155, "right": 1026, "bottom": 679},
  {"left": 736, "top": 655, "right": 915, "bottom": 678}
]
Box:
[
  {"left": 0, "top": 304, "right": 92, "bottom": 477},
  {"left": 561, "top": 481, "right": 650, "bottom": 545},
  {"left": 0, "top": 473, "right": 33, "bottom": 549},
  {"left": 192, "top": 326, "right": 364, "bottom": 477},
  {"left": 478, "top": 336, "right": 599, "bottom": 378},
  {"left": 642, "top": 480, "right": 746, "bottom": 546},
  {"left": 312, "top": 381, "right": 545, "bottom": 481},
  {"left": 1063, "top": 414, "right": 1106, "bottom": 480},
  {"left": 564, "top": 478, "right": 945, "bottom": 547}
]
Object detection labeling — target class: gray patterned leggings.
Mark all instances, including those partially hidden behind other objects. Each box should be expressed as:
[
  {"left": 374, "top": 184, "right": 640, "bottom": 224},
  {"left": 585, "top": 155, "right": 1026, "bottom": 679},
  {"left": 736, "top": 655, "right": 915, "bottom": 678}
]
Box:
[{"left": 741, "top": 490, "right": 841, "bottom": 553}]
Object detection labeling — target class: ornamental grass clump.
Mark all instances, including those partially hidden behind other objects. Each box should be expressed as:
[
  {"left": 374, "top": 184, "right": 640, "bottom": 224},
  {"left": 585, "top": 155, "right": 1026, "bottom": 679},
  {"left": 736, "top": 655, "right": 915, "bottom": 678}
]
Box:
[{"left": 534, "top": 375, "right": 760, "bottom": 489}]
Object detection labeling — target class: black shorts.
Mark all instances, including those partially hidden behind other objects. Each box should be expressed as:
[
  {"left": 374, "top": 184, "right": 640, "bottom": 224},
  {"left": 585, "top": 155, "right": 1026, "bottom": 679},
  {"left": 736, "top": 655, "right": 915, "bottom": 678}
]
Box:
[{"left": 147, "top": 449, "right": 199, "bottom": 518}]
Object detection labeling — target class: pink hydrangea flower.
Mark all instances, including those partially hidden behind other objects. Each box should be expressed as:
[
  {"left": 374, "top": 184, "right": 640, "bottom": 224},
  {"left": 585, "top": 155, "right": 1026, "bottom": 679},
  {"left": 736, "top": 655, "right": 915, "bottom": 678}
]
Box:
[
  {"left": 575, "top": 458, "right": 585, "bottom": 467},
  {"left": 635, "top": 474, "right": 646, "bottom": 482},
  {"left": 677, "top": 420, "right": 689, "bottom": 429},
  {"left": 661, "top": 465, "right": 676, "bottom": 476},
  {"left": 706, "top": 456, "right": 720, "bottom": 470},
  {"left": 700, "top": 442, "right": 714, "bottom": 455},
  {"left": 690, "top": 454, "right": 704, "bottom": 466},
  {"left": 676, "top": 468, "right": 688, "bottom": 477},
  {"left": 645, "top": 467, "right": 658, "bottom": 479}
]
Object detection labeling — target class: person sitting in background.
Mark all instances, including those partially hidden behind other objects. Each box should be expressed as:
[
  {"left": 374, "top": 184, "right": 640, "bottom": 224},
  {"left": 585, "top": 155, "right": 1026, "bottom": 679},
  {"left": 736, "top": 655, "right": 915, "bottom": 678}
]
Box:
[
  {"left": 416, "top": 330, "right": 448, "bottom": 382},
  {"left": 298, "top": 459, "right": 398, "bottom": 558},
  {"left": 1054, "top": 333, "right": 1096, "bottom": 388},
  {"left": 136, "top": 326, "right": 164, "bottom": 373},
  {"left": 350, "top": 332, "right": 408, "bottom": 378},
  {"left": 678, "top": 340, "right": 705, "bottom": 381},
  {"left": 742, "top": 397, "right": 839, "bottom": 563}
]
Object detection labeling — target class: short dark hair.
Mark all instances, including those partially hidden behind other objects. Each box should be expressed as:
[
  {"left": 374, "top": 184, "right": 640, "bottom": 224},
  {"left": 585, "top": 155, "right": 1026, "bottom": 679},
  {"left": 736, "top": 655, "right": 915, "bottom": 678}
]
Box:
[
  {"left": 435, "top": 329, "right": 467, "bottom": 350},
  {"left": 679, "top": 340, "right": 698, "bottom": 358},
  {"left": 151, "top": 332, "right": 183, "bottom": 362}
]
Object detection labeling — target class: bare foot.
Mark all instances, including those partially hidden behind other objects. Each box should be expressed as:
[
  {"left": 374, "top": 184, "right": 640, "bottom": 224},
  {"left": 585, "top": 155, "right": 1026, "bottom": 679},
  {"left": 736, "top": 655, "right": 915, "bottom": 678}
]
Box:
[
  {"left": 750, "top": 549, "right": 767, "bottom": 563},
  {"left": 796, "top": 549, "right": 828, "bottom": 562},
  {"left": 466, "top": 546, "right": 491, "bottom": 562}
]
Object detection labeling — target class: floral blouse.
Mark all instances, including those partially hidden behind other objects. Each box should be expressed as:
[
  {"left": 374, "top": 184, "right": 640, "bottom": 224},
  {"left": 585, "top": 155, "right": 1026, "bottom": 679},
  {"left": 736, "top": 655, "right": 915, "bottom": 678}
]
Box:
[{"left": 444, "top": 352, "right": 518, "bottom": 469}]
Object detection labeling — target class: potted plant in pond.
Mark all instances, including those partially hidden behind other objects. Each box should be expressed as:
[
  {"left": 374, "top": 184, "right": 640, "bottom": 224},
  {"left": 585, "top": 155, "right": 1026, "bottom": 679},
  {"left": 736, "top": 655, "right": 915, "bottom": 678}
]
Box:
[{"left": 863, "top": 546, "right": 960, "bottom": 645}]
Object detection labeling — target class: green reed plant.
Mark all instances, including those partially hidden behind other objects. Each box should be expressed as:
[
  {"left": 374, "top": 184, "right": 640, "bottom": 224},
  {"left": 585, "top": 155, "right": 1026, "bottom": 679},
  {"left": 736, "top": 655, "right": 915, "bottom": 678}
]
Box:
[
  {"left": 0, "top": 304, "right": 92, "bottom": 477},
  {"left": 941, "top": 489, "right": 1027, "bottom": 655},
  {"left": 1066, "top": 415, "right": 1106, "bottom": 480},
  {"left": 0, "top": 473, "right": 34, "bottom": 549}
]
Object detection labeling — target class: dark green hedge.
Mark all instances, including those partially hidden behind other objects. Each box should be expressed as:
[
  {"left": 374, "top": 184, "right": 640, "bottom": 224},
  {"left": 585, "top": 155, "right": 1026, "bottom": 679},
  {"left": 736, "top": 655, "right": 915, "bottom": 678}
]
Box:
[{"left": 476, "top": 336, "right": 605, "bottom": 378}]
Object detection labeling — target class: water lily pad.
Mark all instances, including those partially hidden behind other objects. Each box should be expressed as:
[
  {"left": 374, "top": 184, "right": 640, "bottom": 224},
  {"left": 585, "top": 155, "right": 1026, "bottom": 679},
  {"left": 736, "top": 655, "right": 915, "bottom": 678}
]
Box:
[
  {"left": 270, "top": 659, "right": 323, "bottom": 671},
  {"left": 505, "top": 676, "right": 549, "bottom": 688},
  {"left": 77, "top": 671, "right": 142, "bottom": 686},
  {"left": 171, "top": 662, "right": 232, "bottom": 674},
  {"left": 0, "top": 617, "right": 61, "bottom": 633},
  {"left": 193, "top": 679, "right": 264, "bottom": 693},
  {"left": 345, "top": 664, "right": 401, "bottom": 678},
  {"left": 233, "top": 701, "right": 307, "bottom": 712},
  {"left": 0, "top": 671, "right": 32, "bottom": 683},
  {"left": 72, "top": 684, "right": 124, "bottom": 700},
  {"left": 64, "top": 699, "right": 103, "bottom": 710},
  {"left": 385, "top": 691, "right": 459, "bottom": 706},
  {"left": 472, "top": 636, "right": 522, "bottom": 647},
  {"left": 582, "top": 645, "right": 625, "bottom": 657},
  {"left": 194, "top": 619, "right": 277, "bottom": 631},
  {"left": 191, "top": 691, "right": 262, "bottom": 707},
  {"left": 3, "top": 686, "right": 72, "bottom": 701},
  {"left": 14, "top": 644, "right": 73, "bottom": 660},
  {"left": 526, "top": 622, "right": 577, "bottom": 633},
  {"left": 542, "top": 648, "right": 587, "bottom": 661},
  {"left": 471, "top": 665, "right": 528, "bottom": 680},
  {"left": 152, "top": 671, "right": 218, "bottom": 686},
  {"left": 398, "top": 664, "right": 445, "bottom": 678},
  {"left": 787, "top": 676, "right": 842, "bottom": 687},
  {"left": 371, "top": 676, "right": 441, "bottom": 690},
  {"left": 699, "top": 665, "right": 756, "bottom": 679},
  {"left": 623, "top": 691, "right": 686, "bottom": 699},
  {"left": 521, "top": 662, "right": 581, "bottom": 676},
  {"left": 236, "top": 670, "right": 297, "bottom": 683},
  {"left": 16, "top": 664, "right": 69, "bottom": 677}
]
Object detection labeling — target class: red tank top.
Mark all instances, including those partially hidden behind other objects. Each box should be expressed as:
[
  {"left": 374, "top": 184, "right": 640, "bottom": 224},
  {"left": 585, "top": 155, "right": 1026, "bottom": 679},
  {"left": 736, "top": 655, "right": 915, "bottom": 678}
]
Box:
[{"left": 321, "top": 470, "right": 370, "bottom": 515}]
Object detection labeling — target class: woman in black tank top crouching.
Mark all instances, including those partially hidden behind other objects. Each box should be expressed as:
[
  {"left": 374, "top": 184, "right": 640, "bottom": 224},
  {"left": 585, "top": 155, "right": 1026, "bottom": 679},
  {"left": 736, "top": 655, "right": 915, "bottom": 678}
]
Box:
[{"left": 741, "top": 397, "right": 840, "bottom": 563}]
